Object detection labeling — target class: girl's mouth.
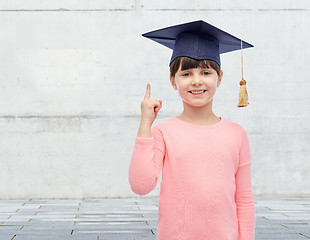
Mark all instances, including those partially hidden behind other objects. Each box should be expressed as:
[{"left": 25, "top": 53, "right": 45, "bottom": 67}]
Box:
[{"left": 189, "top": 90, "right": 207, "bottom": 95}]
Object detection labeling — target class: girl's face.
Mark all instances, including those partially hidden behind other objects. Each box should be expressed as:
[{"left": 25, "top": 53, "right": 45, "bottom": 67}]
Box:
[{"left": 171, "top": 66, "right": 223, "bottom": 108}]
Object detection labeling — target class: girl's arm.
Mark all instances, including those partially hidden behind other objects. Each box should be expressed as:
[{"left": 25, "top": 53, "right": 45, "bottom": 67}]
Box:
[
  {"left": 235, "top": 131, "right": 255, "bottom": 240},
  {"left": 129, "top": 125, "right": 165, "bottom": 195},
  {"left": 129, "top": 83, "right": 164, "bottom": 195}
]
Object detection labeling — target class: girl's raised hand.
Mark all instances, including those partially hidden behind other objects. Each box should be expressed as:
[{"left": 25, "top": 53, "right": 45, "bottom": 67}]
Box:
[{"left": 140, "top": 83, "right": 162, "bottom": 126}]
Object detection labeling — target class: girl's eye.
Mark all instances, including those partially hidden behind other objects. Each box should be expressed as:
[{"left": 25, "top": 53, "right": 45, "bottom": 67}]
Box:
[
  {"left": 203, "top": 72, "right": 210, "bottom": 75},
  {"left": 182, "top": 73, "right": 190, "bottom": 77}
]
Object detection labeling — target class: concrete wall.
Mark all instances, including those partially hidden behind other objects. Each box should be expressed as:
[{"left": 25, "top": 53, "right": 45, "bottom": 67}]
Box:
[{"left": 0, "top": 1, "right": 309, "bottom": 198}]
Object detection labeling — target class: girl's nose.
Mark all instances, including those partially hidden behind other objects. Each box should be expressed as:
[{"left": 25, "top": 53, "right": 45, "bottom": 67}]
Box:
[{"left": 191, "top": 76, "right": 202, "bottom": 85}]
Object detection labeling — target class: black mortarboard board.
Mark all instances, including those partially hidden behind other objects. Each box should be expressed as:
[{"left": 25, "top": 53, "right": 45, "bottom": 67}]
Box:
[{"left": 142, "top": 20, "right": 253, "bottom": 68}]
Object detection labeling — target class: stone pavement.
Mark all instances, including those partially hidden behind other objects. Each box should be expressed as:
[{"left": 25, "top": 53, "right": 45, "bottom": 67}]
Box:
[{"left": 0, "top": 197, "right": 309, "bottom": 240}]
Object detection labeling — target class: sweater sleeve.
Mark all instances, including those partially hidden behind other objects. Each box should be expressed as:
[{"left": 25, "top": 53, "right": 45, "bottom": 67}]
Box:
[
  {"left": 128, "top": 125, "right": 166, "bottom": 195},
  {"left": 235, "top": 130, "right": 255, "bottom": 240}
]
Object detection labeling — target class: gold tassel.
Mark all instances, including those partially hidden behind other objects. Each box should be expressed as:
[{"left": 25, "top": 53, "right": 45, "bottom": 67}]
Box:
[
  {"left": 237, "top": 40, "right": 249, "bottom": 107},
  {"left": 238, "top": 78, "right": 249, "bottom": 107}
]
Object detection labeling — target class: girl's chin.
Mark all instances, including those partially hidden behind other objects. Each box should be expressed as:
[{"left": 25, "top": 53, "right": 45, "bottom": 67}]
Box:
[{"left": 182, "top": 99, "right": 213, "bottom": 107}]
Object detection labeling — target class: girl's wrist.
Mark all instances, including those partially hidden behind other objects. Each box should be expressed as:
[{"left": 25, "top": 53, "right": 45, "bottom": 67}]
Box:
[
  {"left": 137, "top": 123, "right": 152, "bottom": 138},
  {"left": 140, "top": 119, "right": 152, "bottom": 127}
]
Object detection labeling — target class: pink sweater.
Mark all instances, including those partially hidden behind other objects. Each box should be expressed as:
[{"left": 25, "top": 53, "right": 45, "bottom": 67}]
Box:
[{"left": 129, "top": 117, "right": 255, "bottom": 240}]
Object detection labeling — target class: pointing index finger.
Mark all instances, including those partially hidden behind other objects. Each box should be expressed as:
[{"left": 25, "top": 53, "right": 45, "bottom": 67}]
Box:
[{"left": 144, "top": 83, "right": 151, "bottom": 100}]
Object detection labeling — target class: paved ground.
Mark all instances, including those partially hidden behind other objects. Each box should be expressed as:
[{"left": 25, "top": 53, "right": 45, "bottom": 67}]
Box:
[{"left": 0, "top": 197, "right": 309, "bottom": 240}]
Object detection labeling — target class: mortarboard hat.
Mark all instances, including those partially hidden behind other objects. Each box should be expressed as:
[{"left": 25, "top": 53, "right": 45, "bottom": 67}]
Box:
[
  {"left": 142, "top": 20, "right": 253, "bottom": 68},
  {"left": 142, "top": 20, "right": 253, "bottom": 107}
]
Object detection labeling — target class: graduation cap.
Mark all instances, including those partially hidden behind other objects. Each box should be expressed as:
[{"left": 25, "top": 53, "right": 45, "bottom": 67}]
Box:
[{"left": 142, "top": 20, "right": 254, "bottom": 107}]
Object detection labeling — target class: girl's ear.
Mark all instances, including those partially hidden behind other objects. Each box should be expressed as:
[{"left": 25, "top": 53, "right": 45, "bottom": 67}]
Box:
[
  {"left": 170, "top": 75, "right": 178, "bottom": 90},
  {"left": 217, "top": 70, "right": 223, "bottom": 87}
]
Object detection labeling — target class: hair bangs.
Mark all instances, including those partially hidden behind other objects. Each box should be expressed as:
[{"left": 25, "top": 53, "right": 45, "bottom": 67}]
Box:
[{"left": 170, "top": 57, "right": 221, "bottom": 77}]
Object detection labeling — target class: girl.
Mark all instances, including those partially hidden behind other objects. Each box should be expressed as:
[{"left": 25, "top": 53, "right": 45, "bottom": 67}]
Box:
[{"left": 129, "top": 20, "right": 255, "bottom": 240}]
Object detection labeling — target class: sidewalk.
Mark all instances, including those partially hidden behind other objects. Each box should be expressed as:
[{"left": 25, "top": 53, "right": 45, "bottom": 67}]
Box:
[{"left": 0, "top": 197, "right": 309, "bottom": 240}]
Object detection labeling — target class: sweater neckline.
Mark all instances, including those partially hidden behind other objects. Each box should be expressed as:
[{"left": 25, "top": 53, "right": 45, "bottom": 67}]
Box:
[{"left": 173, "top": 116, "right": 224, "bottom": 129}]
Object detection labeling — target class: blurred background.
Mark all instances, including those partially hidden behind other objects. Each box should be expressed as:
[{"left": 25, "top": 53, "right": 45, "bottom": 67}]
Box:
[{"left": 0, "top": 0, "right": 309, "bottom": 199}]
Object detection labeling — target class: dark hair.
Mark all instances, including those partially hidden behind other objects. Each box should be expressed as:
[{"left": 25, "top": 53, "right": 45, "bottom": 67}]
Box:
[{"left": 170, "top": 57, "right": 221, "bottom": 77}]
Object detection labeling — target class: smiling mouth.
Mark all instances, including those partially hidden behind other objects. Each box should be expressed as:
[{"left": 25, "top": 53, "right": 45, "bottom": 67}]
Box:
[{"left": 188, "top": 90, "right": 207, "bottom": 95}]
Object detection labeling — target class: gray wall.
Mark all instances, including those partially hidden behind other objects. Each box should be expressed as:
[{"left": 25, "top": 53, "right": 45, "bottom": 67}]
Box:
[{"left": 0, "top": 1, "right": 309, "bottom": 198}]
